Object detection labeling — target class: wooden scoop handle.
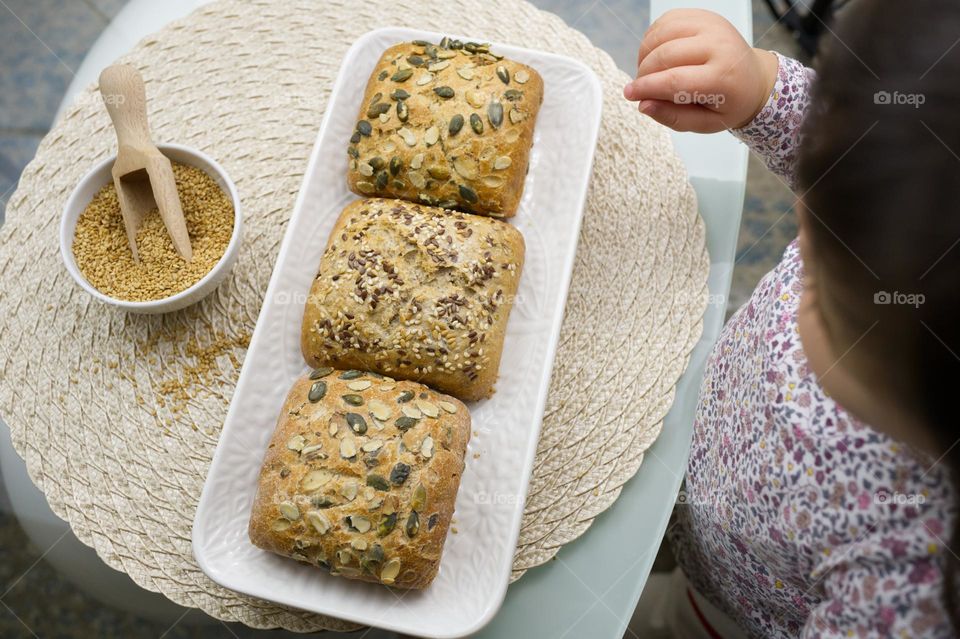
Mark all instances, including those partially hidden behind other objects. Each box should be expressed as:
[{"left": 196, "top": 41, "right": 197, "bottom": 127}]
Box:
[
  {"left": 99, "top": 64, "right": 154, "bottom": 152},
  {"left": 99, "top": 63, "right": 194, "bottom": 263}
]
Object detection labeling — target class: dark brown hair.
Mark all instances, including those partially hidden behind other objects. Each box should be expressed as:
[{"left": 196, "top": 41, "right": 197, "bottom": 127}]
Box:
[{"left": 797, "top": 0, "right": 960, "bottom": 630}]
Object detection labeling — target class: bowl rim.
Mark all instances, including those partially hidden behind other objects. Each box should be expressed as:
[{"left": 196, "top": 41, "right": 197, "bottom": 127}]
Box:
[{"left": 59, "top": 142, "right": 242, "bottom": 311}]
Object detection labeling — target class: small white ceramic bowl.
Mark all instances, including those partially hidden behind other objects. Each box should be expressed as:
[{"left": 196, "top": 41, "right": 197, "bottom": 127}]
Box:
[{"left": 60, "top": 143, "right": 242, "bottom": 314}]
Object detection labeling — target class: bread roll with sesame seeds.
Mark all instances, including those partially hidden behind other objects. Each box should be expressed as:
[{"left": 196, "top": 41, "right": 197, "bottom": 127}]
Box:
[
  {"left": 248, "top": 370, "right": 470, "bottom": 589},
  {"left": 300, "top": 198, "right": 524, "bottom": 401},
  {"left": 346, "top": 38, "right": 543, "bottom": 218}
]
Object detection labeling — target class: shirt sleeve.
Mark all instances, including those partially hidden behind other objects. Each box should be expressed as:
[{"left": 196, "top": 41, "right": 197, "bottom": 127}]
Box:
[
  {"left": 799, "top": 523, "right": 954, "bottom": 638},
  {"left": 731, "top": 52, "right": 816, "bottom": 191}
]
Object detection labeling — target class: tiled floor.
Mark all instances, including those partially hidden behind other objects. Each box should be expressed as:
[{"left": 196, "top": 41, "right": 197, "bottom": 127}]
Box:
[
  {"left": 731, "top": 0, "right": 805, "bottom": 312},
  {"left": 0, "top": 0, "right": 114, "bottom": 222},
  {"left": 0, "top": 0, "right": 801, "bottom": 637}
]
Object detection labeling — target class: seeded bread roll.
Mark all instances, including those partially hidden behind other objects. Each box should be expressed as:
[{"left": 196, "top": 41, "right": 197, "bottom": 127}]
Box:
[
  {"left": 248, "top": 369, "right": 471, "bottom": 589},
  {"left": 301, "top": 198, "right": 524, "bottom": 401},
  {"left": 347, "top": 38, "right": 544, "bottom": 218}
]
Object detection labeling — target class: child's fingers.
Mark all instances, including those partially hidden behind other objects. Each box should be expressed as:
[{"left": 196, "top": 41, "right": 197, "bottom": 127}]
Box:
[
  {"left": 638, "top": 100, "right": 726, "bottom": 132},
  {"left": 623, "top": 66, "right": 718, "bottom": 102},
  {"left": 637, "top": 37, "right": 709, "bottom": 78},
  {"left": 637, "top": 19, "right": 700, "bottom": 68}
]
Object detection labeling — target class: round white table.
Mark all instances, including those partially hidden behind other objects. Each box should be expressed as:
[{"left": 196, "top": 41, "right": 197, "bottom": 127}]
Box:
[{"left": 0, "top": 0, "right": 750, "bottom": 636}]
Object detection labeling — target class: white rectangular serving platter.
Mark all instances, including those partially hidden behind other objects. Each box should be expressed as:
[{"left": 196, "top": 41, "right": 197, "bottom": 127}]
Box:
[{"left": 193, "top": 26, "right": 602, "bottom": 638}]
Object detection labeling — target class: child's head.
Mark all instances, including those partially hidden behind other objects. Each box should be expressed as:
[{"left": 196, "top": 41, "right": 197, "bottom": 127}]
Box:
[
  {"left": 796, "top": 0, "right": 960, "bottom": 620},
  {"left": 797, "top": 0, "right": 960, "bottom": 449}
]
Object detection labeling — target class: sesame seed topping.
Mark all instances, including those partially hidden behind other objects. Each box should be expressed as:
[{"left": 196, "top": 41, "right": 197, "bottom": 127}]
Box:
[{"left": 304, "top": 199, "right": 520, "bottom": 389}]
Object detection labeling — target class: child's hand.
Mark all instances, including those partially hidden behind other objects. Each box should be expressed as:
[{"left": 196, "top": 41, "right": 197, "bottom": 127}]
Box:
[{"left": 623, "top": 9, "right": 779, "bottom": 132}]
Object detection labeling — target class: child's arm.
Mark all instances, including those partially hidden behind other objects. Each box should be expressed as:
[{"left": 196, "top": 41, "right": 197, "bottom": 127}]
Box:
[
  {"left": 623, "top": 9, "right": 815, "bottom": 190},
  {"left": 729, "top": 54, "right": 815, "bottom": 190}
]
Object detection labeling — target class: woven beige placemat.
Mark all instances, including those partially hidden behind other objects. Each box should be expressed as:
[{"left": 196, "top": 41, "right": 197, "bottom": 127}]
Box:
[{"left": 0, "top": 0, "right": 708, "bottom": 631}]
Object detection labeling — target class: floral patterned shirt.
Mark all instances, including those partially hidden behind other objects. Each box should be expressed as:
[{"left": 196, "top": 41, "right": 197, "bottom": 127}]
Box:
[{"left": 669, "top": 53, "right": 955, "bottom": 638}]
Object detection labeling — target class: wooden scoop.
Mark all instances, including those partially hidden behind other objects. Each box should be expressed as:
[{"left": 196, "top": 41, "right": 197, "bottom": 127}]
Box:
[{"left": 99, "top": 64, "right": 192, "bottom": 262}]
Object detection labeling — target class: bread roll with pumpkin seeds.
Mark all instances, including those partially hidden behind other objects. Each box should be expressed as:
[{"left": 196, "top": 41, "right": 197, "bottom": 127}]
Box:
[
  {"left": 301, "top": 198, "right": 524, "bottom": 401},
  {"left": 248, "top": 370, "right": 471, "bottom": 589},
  {"left": 347, "top": 38, "right": 544, "bottom": 218}
]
